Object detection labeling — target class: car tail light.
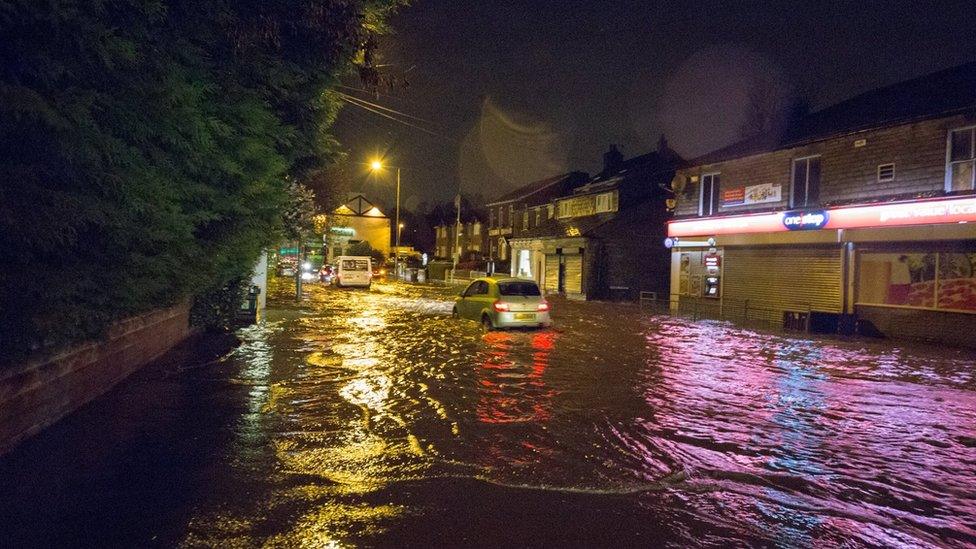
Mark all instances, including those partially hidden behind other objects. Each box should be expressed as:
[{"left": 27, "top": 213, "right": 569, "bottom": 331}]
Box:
[
  {"left": 537, "top": 302, "right": 550, "bottom": 312},
  {"left": 492, "top": 300, "right": 510, "bottom": 312}
]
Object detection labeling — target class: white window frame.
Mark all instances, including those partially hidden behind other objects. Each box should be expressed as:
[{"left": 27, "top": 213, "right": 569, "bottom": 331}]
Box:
[
  {"left": 946, "top": 126, "right": 976, "bottom": 192},
  {"left": 698, "top": 173, "right": 720, "bottom": 216},
  {"left": 790, "top": 155, "right": 821, "bottom": 208}
]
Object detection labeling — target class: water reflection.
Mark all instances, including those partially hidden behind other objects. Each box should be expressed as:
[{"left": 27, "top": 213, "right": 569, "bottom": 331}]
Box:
[{"left": 181, "top": 281, "right": 976, "bottom": 547}]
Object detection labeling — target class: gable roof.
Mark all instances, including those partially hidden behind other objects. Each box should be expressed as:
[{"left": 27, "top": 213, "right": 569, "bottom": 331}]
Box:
[
  {"left": 486, "top": 171, "right": 589, "bottom": 206},
  {"left": 691, "top": 62, "right": 976, "bottom": 166},
  {"left": 335, "top": 194, "right": 386, "bottom": 217},
  {"left": 572, "top": 148, "right": 681, "bottom": 196}
]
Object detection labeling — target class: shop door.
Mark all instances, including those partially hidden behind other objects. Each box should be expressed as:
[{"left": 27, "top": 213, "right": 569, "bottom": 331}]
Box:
[{"left": 723, "top": 246, "right": 842, "bottom": 321}]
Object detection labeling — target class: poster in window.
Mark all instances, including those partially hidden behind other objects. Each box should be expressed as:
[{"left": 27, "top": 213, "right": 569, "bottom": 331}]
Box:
[
  {"left": 689, "top": 275, "right": 702, "bottom": 297},
  {"left": 858, "top": 253, "right": 935, "bottom": 307},
  {"left": 938, "top": 252, "right": 976, "bottom": 311}
]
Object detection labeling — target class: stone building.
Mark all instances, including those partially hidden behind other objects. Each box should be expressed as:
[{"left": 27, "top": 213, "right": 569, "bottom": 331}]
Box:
[
  {"left": 508, "top": 142, "right": 679, "bottom": 299},
  {"left": 667, "top": 62, "right": 976, "bottom": 345}
]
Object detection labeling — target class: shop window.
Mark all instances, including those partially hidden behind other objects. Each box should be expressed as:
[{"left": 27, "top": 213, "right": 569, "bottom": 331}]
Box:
[
  {"left": 699, "top": 173, "right": 720, "bottom": 216},
  {"left": 937, "top": 252, "right": 976, "bottom": 311},
  {"left": 948, "top": 127, "right": 976, "bottom": 192},
  {"left": 791, "top": 156, "right": 821, "bottom": 207},
  {"left": 858, "top": 251, "right": 976, "bottom": 312}
]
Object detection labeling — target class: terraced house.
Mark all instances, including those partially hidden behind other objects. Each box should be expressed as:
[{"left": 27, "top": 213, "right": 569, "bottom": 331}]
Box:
[
  {"left": 509, "top": 142, "right": 678, "bottom": 299},
  {"left": 667, "top": 63, "right": 976, "bottom": 346},
  {"left": 485, "top": 171, "right": 588, "bottom": 268}
]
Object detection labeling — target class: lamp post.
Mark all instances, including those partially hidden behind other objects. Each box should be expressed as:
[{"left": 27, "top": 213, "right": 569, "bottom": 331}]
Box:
[{"left": 370, "top": 159, "right": 401, "bottom": 280}]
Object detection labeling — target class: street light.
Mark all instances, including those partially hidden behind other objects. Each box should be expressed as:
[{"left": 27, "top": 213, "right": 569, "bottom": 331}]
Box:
[{"left": 369, "top": 158, "right": 401, "bottom": 279}]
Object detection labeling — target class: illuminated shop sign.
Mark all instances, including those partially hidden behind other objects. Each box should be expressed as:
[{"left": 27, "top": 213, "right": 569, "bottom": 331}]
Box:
[
  {"left": 667, "top": 196, "right": 976, "bottom": 237},
  {"left": 782, "top": 209, "right": 829, "bottom": 230},
  {"left": 329, "top": 227, "right": 355, "bottom": 237}
]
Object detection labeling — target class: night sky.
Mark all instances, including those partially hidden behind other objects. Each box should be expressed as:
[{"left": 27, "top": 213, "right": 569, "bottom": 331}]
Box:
[{"left": 332, "top": 0, "right": 976, "bottom": 210}]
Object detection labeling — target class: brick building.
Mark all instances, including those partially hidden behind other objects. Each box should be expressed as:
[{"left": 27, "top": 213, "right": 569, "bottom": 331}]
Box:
[
  {"left": 322, "top": 194, "right": 391, "bottom": 262},
  {"left": 485, "top": 171, "right": 589, "bottom": 268},
  {"left": 509, "top": 143, "right": 678, "bottom": 299},
  {"left": 667, "top": 62, "right": 976, "bottom": 345},
  {"left": 433, "top": 212, "right": 487, "bottom": 261}
]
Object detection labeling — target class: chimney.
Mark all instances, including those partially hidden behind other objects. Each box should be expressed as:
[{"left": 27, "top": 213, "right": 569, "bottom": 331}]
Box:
[{"left": 602, "top": 144, "right": 623, "bottom": 175}]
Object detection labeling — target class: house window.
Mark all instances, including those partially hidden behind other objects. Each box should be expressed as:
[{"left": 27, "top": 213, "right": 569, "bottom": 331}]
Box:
[
  {"left": 948, "top": 127, "right": 976, "bottom": 191},
  {"left": 508, "top": 205, "right": 514, "bottom": 227},
  {"left": 489, "top": 209, "right": 495, "bottom": 228},
  {"left": 699, "top": 173, "right": 720, "bottom": 216},
  {"left": 791, "top": 156, "right": 821, "bottom": 208},
  {"left": 473, "top": 222, "right": 481, "bottom": 235},
  {"left": 522, "top": 211, "right": 529, "bottom": 230},
  {"left": 878, "top": 163, "right": 895, "bottom": 183}
]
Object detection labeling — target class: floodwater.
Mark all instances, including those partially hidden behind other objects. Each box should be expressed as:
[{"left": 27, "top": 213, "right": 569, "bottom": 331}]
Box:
[{"left": 2, "top": 280, "right": 975, "bottom": 548}]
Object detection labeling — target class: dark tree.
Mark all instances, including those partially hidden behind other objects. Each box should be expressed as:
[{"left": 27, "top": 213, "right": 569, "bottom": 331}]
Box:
[{"left": 0, "top": 0, "right": 404, "bottom": 358}]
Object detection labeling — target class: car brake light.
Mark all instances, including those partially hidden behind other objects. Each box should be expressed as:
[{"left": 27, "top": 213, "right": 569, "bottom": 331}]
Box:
[
  {"left": 492, "top": 300, "right": 510, "bottom": 312},
  {"left": 537, "top": 302, "right": 549, "bottom": 312}
]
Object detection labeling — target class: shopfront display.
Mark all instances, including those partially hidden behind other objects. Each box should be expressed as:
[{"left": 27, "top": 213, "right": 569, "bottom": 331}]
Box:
[{"left": 858, "top": 249, "right": 976, "bottom": 312}]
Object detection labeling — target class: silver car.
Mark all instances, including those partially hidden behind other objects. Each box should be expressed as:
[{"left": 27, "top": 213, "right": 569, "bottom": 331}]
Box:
[{"left": 453, "top": 277, "right": 551, "bottom": 330}]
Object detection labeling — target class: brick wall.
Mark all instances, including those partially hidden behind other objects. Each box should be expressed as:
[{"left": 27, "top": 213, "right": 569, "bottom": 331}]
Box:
[
  {"left": 0, "top": 302, "right": 194, "bottom": 455},
  {"left": 674, "top": 114, "right": 974, "bottom": 218}
]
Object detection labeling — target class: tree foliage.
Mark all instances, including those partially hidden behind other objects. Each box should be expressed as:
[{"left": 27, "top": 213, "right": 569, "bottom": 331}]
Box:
[
  {"left": 345, "top": 240, "right": 386, "bottom": 266},
  {"left": 0, "top": 0, "right": 403, "bottom": 358}
]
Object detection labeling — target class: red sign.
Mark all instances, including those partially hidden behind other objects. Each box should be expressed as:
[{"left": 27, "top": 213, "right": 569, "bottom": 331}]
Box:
[
  {"left": 667, "top": 196, "right": 976, "bottom": 237},
  {"left": 722, "top": 188, "right": 745, "bottom": 205},
  {"left": 703, "top": 253, "right": 721, "bottom": 269}
]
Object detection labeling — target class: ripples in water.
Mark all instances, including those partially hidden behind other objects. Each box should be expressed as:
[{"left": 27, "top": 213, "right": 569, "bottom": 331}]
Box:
[{"left": 182, "top": 280, "right": 976, "bottom": 547}]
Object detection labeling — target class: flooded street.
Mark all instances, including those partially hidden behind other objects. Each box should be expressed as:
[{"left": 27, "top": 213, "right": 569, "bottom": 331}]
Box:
[{"left": 3, "top": 280, "right": 976, "bottom": 547}]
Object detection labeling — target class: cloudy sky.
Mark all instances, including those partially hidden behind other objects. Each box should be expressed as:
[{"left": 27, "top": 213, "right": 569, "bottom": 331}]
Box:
[{"left": 331, "top": 0, "right": 976, "bottom": 209}]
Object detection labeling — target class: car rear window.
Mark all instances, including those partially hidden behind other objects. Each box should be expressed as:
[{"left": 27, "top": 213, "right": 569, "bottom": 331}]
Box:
[
  {"left": 341, "top": 259, "right": 369, "bottom": 271},
  {"left": 498, "top": 281, "right": 541, "bottom": 296}
]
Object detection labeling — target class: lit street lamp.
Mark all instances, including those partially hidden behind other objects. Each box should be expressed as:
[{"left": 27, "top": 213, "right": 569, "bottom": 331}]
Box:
[{"left": 369, "top": 159, "right": 401, "bottom": 279}]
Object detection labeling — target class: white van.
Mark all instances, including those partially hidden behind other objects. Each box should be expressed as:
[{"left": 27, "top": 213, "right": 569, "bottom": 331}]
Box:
[{"left": 334, "top": 256, "right": 372, "bottom": 288}]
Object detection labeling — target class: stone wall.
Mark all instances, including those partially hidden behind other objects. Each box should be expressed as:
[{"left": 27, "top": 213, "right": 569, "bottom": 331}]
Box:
[
  {"left": 0, "top": 302, "right": 194, "bottom": 455},
  {"left": 855, "top": 304, "right": 976, "bottom": 348}
]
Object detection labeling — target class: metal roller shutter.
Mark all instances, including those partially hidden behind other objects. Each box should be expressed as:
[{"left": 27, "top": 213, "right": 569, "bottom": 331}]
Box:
[
  {"left": 564, "top": 255, "right": 583, "bottom": 294},
  {"left": 544, "top": 254, "right": 559, "bottom": 292},
  {"left": 723, "top": 246, "right": 842, "bottom": 320}
]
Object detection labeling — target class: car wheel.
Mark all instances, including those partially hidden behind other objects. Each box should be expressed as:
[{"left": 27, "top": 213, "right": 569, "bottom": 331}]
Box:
[
  {"left": 451, "top": 307, "right": 459, "bottom": 319},
  {"left": 481, "top": 314, "right": 493, "bottom": 331},
  {"left": 366, "top": 284, "right": 371, "bottom": 290}
]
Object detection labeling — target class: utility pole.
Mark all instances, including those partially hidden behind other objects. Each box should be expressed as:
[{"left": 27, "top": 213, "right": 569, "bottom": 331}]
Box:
[
  {"left": 295, "top": 243, "right": 303, "bottom": 301},
  {"left": 394, "top": 167, "right": 401, "bottom": 280},
  {"left": 451, "top": 193, "right": 461, "bottom": 283}
]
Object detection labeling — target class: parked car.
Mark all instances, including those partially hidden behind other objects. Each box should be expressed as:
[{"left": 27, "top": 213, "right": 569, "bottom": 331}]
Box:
[
  {"left": 276, "top": 259, "right": 297, "bottom": 277},
  {"left": 372, "top": 264, "right": 388, "bottom": 280},
  {"left": 334, "top": 256, "right": 372, "bottom": 288},
  {"left": 453, "top": 276, "right": 550, "bottom": 330}
]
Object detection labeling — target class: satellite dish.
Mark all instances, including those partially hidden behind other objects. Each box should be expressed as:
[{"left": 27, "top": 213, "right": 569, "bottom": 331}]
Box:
[{"left": 670, "top": 174, "right": 686, "bottom": 194}]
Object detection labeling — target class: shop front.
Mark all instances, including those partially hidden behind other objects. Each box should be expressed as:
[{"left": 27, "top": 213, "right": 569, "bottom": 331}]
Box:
[
  {"left": 667, "top": 196, "right": 976, "bottom": 344},
  {"left": 510, "top": 236, "right": 589, "bottom": 299}
]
